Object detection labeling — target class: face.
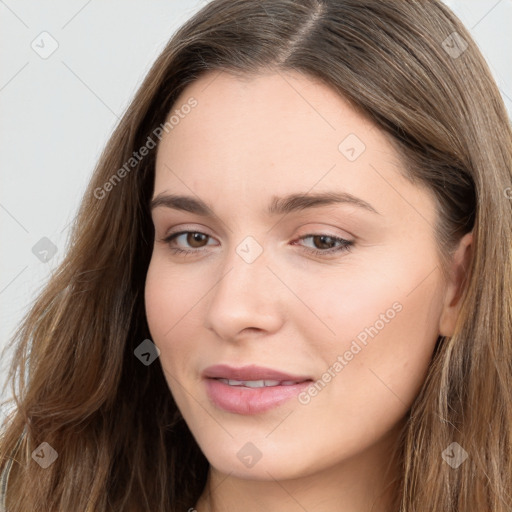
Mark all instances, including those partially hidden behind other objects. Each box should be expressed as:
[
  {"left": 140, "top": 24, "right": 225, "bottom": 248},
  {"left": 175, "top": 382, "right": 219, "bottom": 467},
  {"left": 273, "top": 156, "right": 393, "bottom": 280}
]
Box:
[{"left": 145, "top": 70, "right": 450, "bottom": 481}]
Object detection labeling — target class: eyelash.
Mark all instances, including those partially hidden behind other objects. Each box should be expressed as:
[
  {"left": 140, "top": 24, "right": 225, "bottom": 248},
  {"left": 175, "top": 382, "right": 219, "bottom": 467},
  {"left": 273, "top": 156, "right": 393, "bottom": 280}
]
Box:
[{"left": 161, "top": 231, "right": 353, "bottom": 258}]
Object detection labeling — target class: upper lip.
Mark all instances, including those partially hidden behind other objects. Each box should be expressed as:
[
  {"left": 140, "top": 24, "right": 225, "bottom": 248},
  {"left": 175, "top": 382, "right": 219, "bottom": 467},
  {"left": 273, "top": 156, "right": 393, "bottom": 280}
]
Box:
[{"left": 202, "top": 364, "right": 312, "bottom": 382}]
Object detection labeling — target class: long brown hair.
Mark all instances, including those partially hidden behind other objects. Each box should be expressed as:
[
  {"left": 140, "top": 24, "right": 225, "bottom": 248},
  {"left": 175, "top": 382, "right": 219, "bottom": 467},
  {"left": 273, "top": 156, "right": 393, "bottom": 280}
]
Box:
[{"left": 1, "top": 1, "right": 511, "bottom": 510}]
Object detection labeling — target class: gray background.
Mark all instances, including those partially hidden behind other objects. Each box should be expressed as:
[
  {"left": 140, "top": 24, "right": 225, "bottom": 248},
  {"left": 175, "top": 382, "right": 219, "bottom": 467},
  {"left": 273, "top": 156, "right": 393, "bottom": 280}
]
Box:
[{"left": 1, "top": 0, "right": 511, "bottom": 407}]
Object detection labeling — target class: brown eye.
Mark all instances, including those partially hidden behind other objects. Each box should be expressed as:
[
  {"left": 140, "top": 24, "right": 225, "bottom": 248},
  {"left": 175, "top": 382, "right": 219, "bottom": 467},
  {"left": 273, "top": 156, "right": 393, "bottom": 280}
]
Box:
[
  {"left": 310, "top": 235, "right": 338, "bottom": 250},
  {"left": 162, "top": 230, "right": 217, "bottom": 256},
  {"left": 186, "top": 232, "right": 209, "bottom": 248},
  {"left": 293, "top": 233, "right": 354, "bottom": 256}
]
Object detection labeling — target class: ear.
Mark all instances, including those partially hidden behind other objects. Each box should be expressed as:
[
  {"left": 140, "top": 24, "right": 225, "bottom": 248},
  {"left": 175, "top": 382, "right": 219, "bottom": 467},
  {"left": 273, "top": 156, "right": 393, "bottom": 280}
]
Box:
[{"left": 438, "top": 231, "right": 473, "bottom": 337}]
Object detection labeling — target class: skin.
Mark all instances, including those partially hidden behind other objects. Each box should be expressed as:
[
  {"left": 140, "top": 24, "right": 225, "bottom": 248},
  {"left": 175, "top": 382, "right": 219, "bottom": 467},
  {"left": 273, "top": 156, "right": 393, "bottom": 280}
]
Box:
[{"left": 144, "top": 69, "right": 472, "bottom": 512}]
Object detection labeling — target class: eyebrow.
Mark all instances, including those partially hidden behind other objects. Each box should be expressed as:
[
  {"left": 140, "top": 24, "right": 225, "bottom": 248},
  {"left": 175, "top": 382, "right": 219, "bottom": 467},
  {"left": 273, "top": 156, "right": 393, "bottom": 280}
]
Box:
[{"left": 150, "top": 191, "right": 380, "bottom": 216}]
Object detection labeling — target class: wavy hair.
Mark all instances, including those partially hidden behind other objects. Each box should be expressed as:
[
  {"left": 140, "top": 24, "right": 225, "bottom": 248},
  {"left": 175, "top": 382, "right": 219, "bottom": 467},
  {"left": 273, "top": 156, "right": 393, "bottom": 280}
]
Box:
[{"left": 1, "top": 1, "right": 511, "bottom": 510}]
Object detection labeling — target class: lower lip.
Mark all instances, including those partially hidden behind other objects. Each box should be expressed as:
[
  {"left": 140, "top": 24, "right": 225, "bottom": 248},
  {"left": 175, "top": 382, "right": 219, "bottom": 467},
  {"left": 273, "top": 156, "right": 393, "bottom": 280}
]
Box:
[{"left": 204, "top": 378, "right": 312, "bottom": 415}]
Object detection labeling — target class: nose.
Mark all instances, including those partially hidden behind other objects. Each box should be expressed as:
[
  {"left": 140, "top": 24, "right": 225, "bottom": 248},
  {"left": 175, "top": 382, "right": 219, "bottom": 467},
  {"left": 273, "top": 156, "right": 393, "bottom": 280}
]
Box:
[{"left": 203, "top": 241, "right": 286, "bottom": 342}]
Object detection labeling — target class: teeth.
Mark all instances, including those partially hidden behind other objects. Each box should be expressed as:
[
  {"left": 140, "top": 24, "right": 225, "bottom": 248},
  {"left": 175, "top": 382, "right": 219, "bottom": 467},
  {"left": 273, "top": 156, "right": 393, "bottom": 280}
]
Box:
[
  {"left": 226, "top": 379, "right": 244, "bottom": 385},
  {"left": 217, "top": 378, "right": 298, "bottom": 387},
  {"left": 244, "top": 380, "right": 266, "bottom": 388}
]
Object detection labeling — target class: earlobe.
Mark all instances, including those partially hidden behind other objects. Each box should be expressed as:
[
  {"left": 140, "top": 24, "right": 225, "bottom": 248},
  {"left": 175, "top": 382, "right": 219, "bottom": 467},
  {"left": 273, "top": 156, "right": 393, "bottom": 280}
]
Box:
[{"left": 438, "top": 231, "right": 473, "bottom": 337}]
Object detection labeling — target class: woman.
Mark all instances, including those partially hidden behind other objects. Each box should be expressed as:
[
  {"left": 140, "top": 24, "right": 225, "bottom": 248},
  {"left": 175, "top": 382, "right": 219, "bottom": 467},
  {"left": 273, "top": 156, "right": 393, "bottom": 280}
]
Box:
[{"left": 1, "top": 0, "right": 511, "bottom": 510}]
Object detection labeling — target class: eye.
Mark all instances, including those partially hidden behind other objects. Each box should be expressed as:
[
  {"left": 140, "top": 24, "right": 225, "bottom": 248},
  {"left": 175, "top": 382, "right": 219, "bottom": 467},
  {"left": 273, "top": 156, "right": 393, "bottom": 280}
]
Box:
[
  {"left": 292, "top": 234, "right": 353, "bottom": 256},
  {"left": 161, "top": 230, "right": 354, "bottom": 258},
  {"left": 162, "top": 231, "right": 217, "bottom": 256}
]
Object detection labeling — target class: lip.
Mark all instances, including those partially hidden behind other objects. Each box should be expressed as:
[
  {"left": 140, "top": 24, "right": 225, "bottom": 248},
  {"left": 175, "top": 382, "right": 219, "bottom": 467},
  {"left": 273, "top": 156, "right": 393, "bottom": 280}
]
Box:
[
  {"left": 202, "top": 364, "right": 313, "bottom": 415},
  {"left": 202, "top": 364, "right": 311, "bottom": 382}
]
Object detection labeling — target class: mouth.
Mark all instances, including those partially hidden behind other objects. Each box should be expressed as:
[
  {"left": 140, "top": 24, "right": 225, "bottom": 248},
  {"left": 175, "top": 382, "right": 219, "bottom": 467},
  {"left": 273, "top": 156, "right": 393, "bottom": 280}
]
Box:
[
  {"left": 202, "top": 364, "right": 313, "bottom": 415},
  {"left": 216, "top": 378, "right": 308, "bottom": 387}
]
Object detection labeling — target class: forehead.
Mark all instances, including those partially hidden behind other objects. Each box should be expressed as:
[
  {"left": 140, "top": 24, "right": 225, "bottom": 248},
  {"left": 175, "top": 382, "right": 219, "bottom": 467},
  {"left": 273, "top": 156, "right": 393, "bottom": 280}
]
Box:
[
  {"left": 157, "top": 71, "right": 384, "bottom": 174},
  {"left": 157, "top": 69, "right": 378, "bottom": 156},
  {"left": 152, "top": 70, "right": 433, "bottom": 229}
]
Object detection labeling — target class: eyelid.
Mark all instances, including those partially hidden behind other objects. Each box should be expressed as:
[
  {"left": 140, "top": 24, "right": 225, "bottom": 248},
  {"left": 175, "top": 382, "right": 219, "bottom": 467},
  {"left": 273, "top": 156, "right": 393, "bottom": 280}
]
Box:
[
  {"left": 163, "top": 224, "right": 215, "bottom": 238},
  {"left": 294, "top": 222, "right": 354, "bottom": 239},
  {"left": 160, "top": 226, "right": 355, "bottom": 259},
  {"left": 161, "top": 222, "right": 353, "bottom": 240}
]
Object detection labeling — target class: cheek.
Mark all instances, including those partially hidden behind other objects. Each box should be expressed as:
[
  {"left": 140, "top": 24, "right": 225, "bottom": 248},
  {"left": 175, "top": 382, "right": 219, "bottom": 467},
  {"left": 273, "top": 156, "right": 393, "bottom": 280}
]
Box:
[
  {"left": 144, "top": 257, "right": 194, "bottom": 367},
  {"left": 144, "top": 254, "right": 220, "bottom": 391},
  {"left": 145, "top": 255, "right": 204, "bottom": 340},
  {"left": 303, "top": 253, "right": 444, "bottom": 414},
  {"left": 281, "top": 261, "right": 444, "bottom": 470},
  {"left": 144, "top": 257, "right": 200, "bottom": 411},
  {"left": 145, "top": 267, "right": 172, "bottom": 345}
]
